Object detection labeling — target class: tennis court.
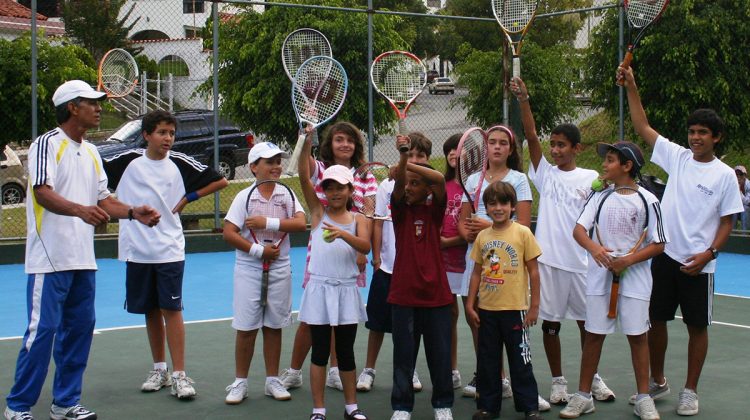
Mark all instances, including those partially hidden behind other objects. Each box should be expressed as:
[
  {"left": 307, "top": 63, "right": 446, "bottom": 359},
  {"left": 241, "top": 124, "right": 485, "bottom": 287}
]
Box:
[{"left": 1, "top": 250, "right": 748, "bottom": 419}]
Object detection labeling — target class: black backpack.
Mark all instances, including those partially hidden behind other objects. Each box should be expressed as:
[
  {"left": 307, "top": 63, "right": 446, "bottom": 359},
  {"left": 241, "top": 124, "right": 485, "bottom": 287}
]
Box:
[{"left": 638, "top": 174, "right": 666, "bottom": 201}]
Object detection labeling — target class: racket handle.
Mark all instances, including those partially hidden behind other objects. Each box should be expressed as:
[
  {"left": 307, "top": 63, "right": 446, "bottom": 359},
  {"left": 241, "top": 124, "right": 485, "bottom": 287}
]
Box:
[
  {"left": 311, "top": 128, "right": 319, "bottom": 147},
  {"left": 616, "top": 51, "right": 634, "bottom": 86},
  {"left": 607, "top": 275, "right": 620, "bottom": 319},
  {"left": 284, "top": 133, "right": 307, "bottom": 176},
  {"left": 260, "top": 265, "right": 269, "bottom": 307},
  {"left": 512, "top": 57, "right": 521, "bottom": 79},
  {"left": 397, "top": 119, "right": 409, "bottom": 152}
]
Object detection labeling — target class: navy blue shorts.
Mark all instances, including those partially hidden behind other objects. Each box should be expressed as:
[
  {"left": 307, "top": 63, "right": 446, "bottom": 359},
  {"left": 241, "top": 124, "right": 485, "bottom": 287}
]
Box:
[
  {"left": 365, "top": 269, "right": 393, "bottom": 333},
  {"left": 125, "top": 261, "right": 185, "bottom": 314}
]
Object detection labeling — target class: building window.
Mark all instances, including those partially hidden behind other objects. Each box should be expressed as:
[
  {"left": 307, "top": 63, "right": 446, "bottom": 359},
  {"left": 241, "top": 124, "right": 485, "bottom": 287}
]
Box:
[
  {"left": 183, "top": 0, "right": 205, "bottom": 14},
  {"left": 158, "top": 55, "right": 190, "bottom": 77}
]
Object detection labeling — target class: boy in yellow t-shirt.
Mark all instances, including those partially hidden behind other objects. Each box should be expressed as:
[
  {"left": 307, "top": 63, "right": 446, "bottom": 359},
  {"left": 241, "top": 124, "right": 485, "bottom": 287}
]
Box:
[{"left": 465, "top": 181, "right": 543, "bottom": 420}]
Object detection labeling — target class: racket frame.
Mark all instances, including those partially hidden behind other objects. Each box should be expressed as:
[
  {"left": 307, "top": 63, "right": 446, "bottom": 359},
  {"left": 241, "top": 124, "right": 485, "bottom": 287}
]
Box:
[
  {"left": 245, "top": 179, "right": 297, "bottom": 307},
  {"left": 617, "top": 0, "right": 670, "bottom": 84},
  {"left": 592, "top": 186, "right": 650, "bottom": 319},
  {"left": 97, "top": 48, "right": 139, "bottom": 98},
  {"left": 455, "top": 127, "right": 489, "bottom": 215},
  {"left": 491, "top": 0, "right": 540, "bottom": 78}
]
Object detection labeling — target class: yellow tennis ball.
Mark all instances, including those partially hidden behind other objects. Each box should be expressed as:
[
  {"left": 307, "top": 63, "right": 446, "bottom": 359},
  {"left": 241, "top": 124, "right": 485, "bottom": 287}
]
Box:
[
  {"left": 322, "top": 229, "right": 335, "bottom": 243},
  {"left": 591, "top": 178, "right": 605, "bottom": 192}
]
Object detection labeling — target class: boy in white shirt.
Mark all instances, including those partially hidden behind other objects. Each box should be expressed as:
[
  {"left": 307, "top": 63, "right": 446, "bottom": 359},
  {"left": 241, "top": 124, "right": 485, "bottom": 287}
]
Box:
[
  {"left": 618, "top": 66, "right": 744, "bottom": 416},
  {"left": 103, "top": 110, "right": 228, "bottom": 399}
]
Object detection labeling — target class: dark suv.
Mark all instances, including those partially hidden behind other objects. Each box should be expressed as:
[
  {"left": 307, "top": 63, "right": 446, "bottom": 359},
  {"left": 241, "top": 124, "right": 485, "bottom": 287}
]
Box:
[{"left": 95, "top": 109, "right": 254, "bottom": 179}]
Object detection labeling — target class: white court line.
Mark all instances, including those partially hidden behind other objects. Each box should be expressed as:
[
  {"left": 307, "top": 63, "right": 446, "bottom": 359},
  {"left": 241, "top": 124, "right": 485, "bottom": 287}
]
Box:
[{"left": 716, "top": 292, "right": 750, "bottom": 300}]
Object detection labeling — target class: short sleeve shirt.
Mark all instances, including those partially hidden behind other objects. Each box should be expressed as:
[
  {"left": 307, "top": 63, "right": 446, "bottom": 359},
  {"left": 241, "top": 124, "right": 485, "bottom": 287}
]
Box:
[{"left": 461, "top": 169, "right": 532, "bottom": 222}]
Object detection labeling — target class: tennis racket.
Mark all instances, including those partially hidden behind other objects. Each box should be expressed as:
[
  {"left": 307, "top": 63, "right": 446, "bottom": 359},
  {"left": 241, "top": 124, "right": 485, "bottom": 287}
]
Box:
[
  {"left": 353, "top": 162, "right": 391, "bottom": 220},
  {"left": 491, "top": 0, "right": 539, "bottom": 78},
  {"left": 97, "top": 48, "right": 139, "bottom": 98},
  {"left": 285, "top": 56, "right": 348, "bottom": 176},
  {"left": 456, "top": 127, "right": 489, "bottom": 214},
  {"left": 592, "top": 186, "right": 649, "bottom": 318},
  {"left": 370, "top": 51, "right": 427, "bottom": 152},
  {"left": 282, "top": 28, "right": 332, "bottom": 170},
  {"left": 245, "top": 180, "right": 297, "bottom": 307},
  {"left": 616, "top": 0, "right": 669, "bottom": 86}
]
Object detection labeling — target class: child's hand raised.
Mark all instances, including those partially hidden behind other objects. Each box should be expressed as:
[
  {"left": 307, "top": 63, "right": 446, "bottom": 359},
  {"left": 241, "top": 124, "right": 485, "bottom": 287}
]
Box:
[
  {"left": 396, "top": 134, "right": 411, "bottom": 154},
  {"left": 510, "top": 77, "right": 529, "bottom": 101}
]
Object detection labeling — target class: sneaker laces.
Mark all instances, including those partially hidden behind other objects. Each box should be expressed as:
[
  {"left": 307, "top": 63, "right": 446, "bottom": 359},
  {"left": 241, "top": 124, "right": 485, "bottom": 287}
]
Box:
[
  {"left": 10, "top": 411, "right": 34, "bottom": 420},
  {"left": 679, "top": 390, "right": 697, "bottom": 406},
  {"left": 145, "top": 370, "right": 165, "bottom": 384},
  {"left": 225, "top": 381, "right": 245, "bottom": 393},
  {"left": 637, "top": 397, "right": 658, "bottom": 415},
  {"left": 267, "top": 379, "right": 287, "bottom": 394},
  {"left": 567, "top": 394, "right": 590, "bottom": 411},
  {"left": 174, "top": 374, "right": 195, "bottom": 388}
]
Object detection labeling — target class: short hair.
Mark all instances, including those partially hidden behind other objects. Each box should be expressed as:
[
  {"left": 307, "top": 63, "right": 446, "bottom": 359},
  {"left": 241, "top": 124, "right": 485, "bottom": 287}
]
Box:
[
  {"left": 606, "top": 149, "right": 640, "bottom": 179},
  {"left": 442, "top": 133, "right": 462, "bottom": 182},
  {"left": 550, "top": 123, "right": 581, "bottom": 146},
  {"left": 407, "top": 132, "right": 432, "bottom": 157},
  {"left": 482, "top": 181, "right": 517, "bottom": 217},
  {"left": 687, "top": 108, "right": 724, "bottom": 139},
  {"left": 320, "top": 121, "right": 366, "bottom": 168},
  {"left": 141, "top": 110, "right": 177, "bottom": 135},
  {"left": 54, "top": 98, "right": 81, "bottom": 124}
]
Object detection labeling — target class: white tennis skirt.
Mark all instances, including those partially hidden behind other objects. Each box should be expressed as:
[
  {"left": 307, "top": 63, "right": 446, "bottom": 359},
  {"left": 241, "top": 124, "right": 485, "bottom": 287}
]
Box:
[{"left": 298, "top": 275, "right": 367, "bottom": 326}]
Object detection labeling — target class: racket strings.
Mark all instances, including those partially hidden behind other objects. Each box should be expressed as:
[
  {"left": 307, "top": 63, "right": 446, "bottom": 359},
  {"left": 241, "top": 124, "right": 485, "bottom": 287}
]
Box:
[
  {"left": 457, "top": 133, "right": 487, "bottom": 187},
  {"left": 282, "top": 30, "right": 331, "bottom": 78},
  {"left": 371, "top": 55, "right": 425, "bottom": 103},
  {"left": 100, "top": 50, "right": 137, "bottom": 96},
  {"left": 597, "top": 191, "right": 648, "bottom": 256},
  {"left": 493, "top": 0, "right": 537, "bottom": 33},
  {"left": 293, "top": 57, "right": 347, "bottom": 125},
  {"left": 626, "top": 0, "right": 667, "bottom": 28},
  {"left": 247, "top": 187, "right": 294, "bottom": 245}
]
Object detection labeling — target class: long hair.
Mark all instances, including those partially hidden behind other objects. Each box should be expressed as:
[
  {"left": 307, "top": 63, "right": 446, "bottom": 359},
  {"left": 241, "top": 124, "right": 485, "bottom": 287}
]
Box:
[
  {"left": 319, "top": 121, "right": 366, "bottom": 168},
  {"left": 442, "top": 133, "right": 461, "bottom": 182},
  {"left": 487, "top": 124, "right": 522, "bottom": 171}
]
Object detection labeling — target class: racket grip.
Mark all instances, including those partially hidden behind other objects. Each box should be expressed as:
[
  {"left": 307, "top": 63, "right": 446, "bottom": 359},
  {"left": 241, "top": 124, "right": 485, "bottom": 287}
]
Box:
[
  {"left": 311, "top": 128, "right": 319, "bottom": 147},
  {"left": 616, "top": 51, "right": 634, "bottom": 86},
  {"left": 284, "top": 133, "right": 307, "bottom": 176},
  {"left": 607, "top": 276, "right": 620, "bottom": 319},
  {"left": 397, "top": 119, "right": 409, "bottom": 152},
  {"left": 512, "top": 57, "right": 520, "bottom": 79},
  {"left": 260, "top": 267, "right": 269, "bottom": 307}
]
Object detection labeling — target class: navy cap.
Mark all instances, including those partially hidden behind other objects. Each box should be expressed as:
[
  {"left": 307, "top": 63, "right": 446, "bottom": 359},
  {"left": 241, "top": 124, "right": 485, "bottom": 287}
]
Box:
[{"left": 596, "top": 141, "right": 645, "bottom": 172}]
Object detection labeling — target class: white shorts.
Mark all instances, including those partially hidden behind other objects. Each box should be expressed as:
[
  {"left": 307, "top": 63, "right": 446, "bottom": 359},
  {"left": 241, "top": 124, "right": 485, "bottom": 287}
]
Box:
[
  {"left": 447, "top": 272, "right": 463, "bottom": 295},
  {"left": 232, "top": 263, "right": 292, "bottom": 331},
  {"left": 585, "top": 294, "right": 650, "bottom": 336},
  {"left": 539, "top": 263, "right": 587, "bottom": 322},
  {"left": 459, "top": 246, "right": 475, "bottom": 296}
]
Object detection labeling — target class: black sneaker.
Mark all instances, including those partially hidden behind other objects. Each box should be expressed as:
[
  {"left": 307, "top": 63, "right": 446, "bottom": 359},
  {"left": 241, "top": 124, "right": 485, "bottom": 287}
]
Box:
[
  {"left": 472, "top": 410, "right": 499, "bottom": 420},
  {"left": 525, "top": 410, "right": 543, "bottom": 420}
]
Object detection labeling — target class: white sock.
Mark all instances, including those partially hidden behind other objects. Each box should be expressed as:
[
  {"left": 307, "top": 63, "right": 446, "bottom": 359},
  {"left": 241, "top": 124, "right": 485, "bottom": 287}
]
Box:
[
  {"left": 265, "top": 376, "right": 279, "bottom": 384},
  {"left": 552, "top": 375, "right": 565, "bottom": 381},
  {"left": 287, "top": 368, "right": 301, "bottom": 375},
  {"left": 313, "top": 408, "right": 326, "bottom": 415},
  {"left": 172, "top": 370, "right": 185, "bottom": 378},
  {"left": 593, "top": 373, "right": 602, "bottom": 381},
  {"left": 345, "top": 404, "right": 359, "bottom": 414},
  {"left": 329, "top": 366, "right": 339, "bottom": 374},
  {"left": 233, "top": 378, "right": 247, "bottom": 386},
  {"left": 154, "top": 362, "right": 167, "bottom": 371}
]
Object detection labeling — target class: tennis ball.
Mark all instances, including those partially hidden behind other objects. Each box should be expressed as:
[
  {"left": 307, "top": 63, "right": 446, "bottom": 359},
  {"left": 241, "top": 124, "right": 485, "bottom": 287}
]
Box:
[
  {"left": 591, "top": 178, "right": 605, "bottom": 192},
  {"left": 322, "top": 229, "right": 335, "bottom": 243}
]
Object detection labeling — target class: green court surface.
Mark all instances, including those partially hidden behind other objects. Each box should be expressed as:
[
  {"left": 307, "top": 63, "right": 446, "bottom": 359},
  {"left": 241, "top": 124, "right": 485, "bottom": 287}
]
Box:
[{"left": 1, "top": 295, "right": 748, "bottom": 419}]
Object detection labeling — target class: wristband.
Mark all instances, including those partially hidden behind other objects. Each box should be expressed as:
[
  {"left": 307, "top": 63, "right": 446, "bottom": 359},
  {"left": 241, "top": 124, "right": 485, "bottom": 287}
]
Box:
[
  {"left": 518, "top": 95, "right": 529, "bottom": 103},
  {"left": 128, "top": 207, "right": 134, "bottom": 221},
  {"left": 265, "top": 217, "right": 281, "bottom": 231},
  {"left": 248, "top": 243, "right": 265, "bottom": 258},
  {"left": 185, "top": 191, "right": 200, "bottom": 203}
]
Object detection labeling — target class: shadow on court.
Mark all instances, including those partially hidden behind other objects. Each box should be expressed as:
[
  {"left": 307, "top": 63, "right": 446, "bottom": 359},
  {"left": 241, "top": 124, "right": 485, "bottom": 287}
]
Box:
[{"left": 1, "top": 296, "right": 748, "bottom": 419}]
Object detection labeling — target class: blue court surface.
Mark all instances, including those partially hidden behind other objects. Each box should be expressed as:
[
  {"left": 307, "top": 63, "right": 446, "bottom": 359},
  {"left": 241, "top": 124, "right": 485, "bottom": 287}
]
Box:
[{"left": 0, "top": 250, "right": 747, "bottom": 339}]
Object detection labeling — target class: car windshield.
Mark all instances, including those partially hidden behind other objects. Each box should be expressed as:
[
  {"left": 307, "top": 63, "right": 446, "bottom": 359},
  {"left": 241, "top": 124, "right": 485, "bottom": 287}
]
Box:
[
  {"left": 108, "top": 120, "right": 142, "bottom": 142},
  {"left": 437, "top": 78, "right": 451, "bottom": 83}
]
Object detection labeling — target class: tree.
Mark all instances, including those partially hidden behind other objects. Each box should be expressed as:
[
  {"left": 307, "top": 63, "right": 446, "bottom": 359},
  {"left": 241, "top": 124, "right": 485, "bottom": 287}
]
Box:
[
  {"left": 207, "top": 0, "right": 410, "bottom": 146},
  {"left": 61, "top": 0, "right": 139, "bottom": 62},
  {"left": 0, "top": 34, "right": 96, "bottom": 149},
  {"left": 584, "top": 1, "right": 750, "bottom": 153}
]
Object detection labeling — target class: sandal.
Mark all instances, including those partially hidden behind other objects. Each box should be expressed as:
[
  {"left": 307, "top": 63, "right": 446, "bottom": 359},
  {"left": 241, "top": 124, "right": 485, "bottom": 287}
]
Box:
[{"left": 344, "top": 408, "right": 368, "bottom": 420}]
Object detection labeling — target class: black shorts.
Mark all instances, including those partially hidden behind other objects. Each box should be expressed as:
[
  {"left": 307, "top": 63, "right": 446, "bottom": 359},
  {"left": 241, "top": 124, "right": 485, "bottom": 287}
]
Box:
[
  {"left": 125, "top": 261, "right": 185, "bottom": 314},
  {"left": 365, "top": 269, "right": 393, "bottom": 333},
  {"left": 649, "top": 253, "right": 714, "bottom": 327}
]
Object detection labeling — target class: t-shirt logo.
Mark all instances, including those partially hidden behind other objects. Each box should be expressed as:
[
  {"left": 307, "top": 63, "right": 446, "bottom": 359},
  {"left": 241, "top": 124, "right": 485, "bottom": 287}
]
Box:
[
  {"left": 414, "top": 219, "right": 424, "bottom": 237},
  {"left": 483, "top": 249, "right": 505, "bottom": 286}
]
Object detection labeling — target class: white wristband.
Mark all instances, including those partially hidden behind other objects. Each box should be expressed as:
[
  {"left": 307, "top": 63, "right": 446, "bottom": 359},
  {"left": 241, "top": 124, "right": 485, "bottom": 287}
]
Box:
[
  {"left": 248, "top": 243, "right": 265, "bottom": 258},
  {"left": 265, "top": 217, "right": 281, "bottom": 231}
]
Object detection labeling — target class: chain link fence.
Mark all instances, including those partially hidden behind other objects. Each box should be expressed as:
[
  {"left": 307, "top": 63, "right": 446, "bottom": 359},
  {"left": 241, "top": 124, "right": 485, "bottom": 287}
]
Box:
[{"left": 2, "top": 0, "right": 747, "bottom": 239}]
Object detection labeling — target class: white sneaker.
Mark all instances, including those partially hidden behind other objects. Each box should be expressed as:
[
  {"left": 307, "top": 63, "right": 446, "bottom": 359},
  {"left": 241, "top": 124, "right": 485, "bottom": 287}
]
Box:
[
  {"left": 49, "top": 404, "right": 97, "bottom": 420},
  {"left": 452, "top": 370, "right": 462, "bottom": 389},
  {"left": 591, "top": 375, "right": 615, "bottom": 401},
  {"left": 265, "top": 377, "right": 292, "bottom": 400},
  {"left": 326, "top": 367, "right": 344, "bottom": 391},
  {"left": 676, "top": 389, "right": 699, "bottom": 416},
  {"left": 501, "top": 377, "right": 512, "bottom": 399},
  {"left": 4, "top": 407, "right": 33, "bottom": 420},
  {"left": 141, "top": 369, "right": 172, "bottom": 392},
  {"left": 357, "top": 368, "right": 376, "bottom": 392},
  {"left": 280, "top": 368, "right": 303, "bottom": 389},
  {"left": 170, "top": 372, "right": 197, "bottom": 399},
  {"left": 412, "top": 371, "right": 423, "bottom": 392},
  {"left": 559, "top": 393, "right": 595, "bottom": 419},
  {"left": 538, "top": 394, "right": 551, "bottom": 412},
  {"left": 434, "top": 407, "right": 453, "bottom": 420},
  {"left": 550, "top": 376, "right": 569, "bottom": 404},
  {"left": 629, "top": 377, "right": 671, "bottom": 405},
  {"left": 225, "top": 381, "right": 248, "bottom": 405},
  {"left": 391, "top": 411, "right": 411, "bottom": 420},
  {"left": 462, "top": 373, "right": 477, "bottom": 398},
  {"left": 634, "top": 396, "right": 661, "bottom": 420}
]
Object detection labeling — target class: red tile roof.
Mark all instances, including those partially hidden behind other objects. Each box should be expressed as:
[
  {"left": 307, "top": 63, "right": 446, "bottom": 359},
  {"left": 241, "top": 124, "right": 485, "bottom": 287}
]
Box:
[{"left": 0, "top": 0, "right": 47, "bottom": 20}]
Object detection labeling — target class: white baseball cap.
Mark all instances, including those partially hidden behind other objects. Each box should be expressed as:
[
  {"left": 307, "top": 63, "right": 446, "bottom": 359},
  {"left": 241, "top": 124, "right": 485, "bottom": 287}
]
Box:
[
  {"left": 247, "top": 142, "right": 290, "bottom": 165},
  {"left": 52, "top": 80, "right": 107, "bottom": 106},
  {"left": 321, "top": 165, "right": 354, "bottom": 185}
]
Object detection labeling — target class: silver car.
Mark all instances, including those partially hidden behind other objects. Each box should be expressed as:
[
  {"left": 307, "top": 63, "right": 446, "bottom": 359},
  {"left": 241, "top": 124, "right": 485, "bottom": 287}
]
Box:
[{"left": 1, "top": 145, "right": 28, "bottom": 205}]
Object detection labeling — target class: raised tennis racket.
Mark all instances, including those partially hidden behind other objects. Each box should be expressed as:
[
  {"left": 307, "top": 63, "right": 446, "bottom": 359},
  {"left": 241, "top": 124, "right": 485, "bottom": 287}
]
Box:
[
  {"left": 491, "top": 0, "right": 539, "bottom": 78},
  {"left": 456, "top": 127, "right": 489, "bottom": 214},
  {"left": 593, "top": 186, "right": 649, "bottom": 318},
  {"left": 616, "top": 0, "right": 669, "bottom": 85},
  {"left": 285, "top": 56, "right": 348, "bottom": 176},
  {"left": 282, "top": 28, "right": 332, "bottom": 169},
  {"left": 97, "top": 48, "right": 139, "bottom": 98},
  {"left": 370, "top": 51, "right": 427, "bottom": 152},
  {"left": 353, "top": 162, "right": 391, "bottom": 220},
  {"left": 245, "top": 180, "right": 297, "bottom": 307}
]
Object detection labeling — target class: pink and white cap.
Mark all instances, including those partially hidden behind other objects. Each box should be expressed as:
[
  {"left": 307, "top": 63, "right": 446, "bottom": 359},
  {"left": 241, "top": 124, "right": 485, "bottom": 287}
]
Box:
[{"left": 321, "top": 165, "right": 353, "bottom": 185}]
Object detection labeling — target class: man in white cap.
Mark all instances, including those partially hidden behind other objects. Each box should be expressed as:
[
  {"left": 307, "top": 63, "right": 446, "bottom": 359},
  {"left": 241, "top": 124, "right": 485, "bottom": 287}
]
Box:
[
  {"left": 733, "top": 165, "right": 750, "bottom": 230},
  {"left": 4, "top": 80, "right": 161, "bottom": 420}
]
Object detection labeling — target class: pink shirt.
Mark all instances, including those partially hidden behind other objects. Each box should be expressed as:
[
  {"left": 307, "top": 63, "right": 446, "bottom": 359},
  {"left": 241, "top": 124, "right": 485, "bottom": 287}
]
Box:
[{"left": 441, "top": 179, "right": 467, "bottom": 273}]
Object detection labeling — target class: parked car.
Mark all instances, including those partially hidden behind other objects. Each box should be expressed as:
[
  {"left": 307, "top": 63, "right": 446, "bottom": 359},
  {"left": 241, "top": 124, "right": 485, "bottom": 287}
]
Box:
[
  {"left": 95, "top": 109, "right": 255, "bottom": 180},
  {"left": 428, "top": 77, "right": 455, "bottom": 95},
  {"left": 426, "top": 70, "right": 439, "bottom": 84},
  {"left": 1, "top": 145, "right": 27, "bottom": 205}
]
